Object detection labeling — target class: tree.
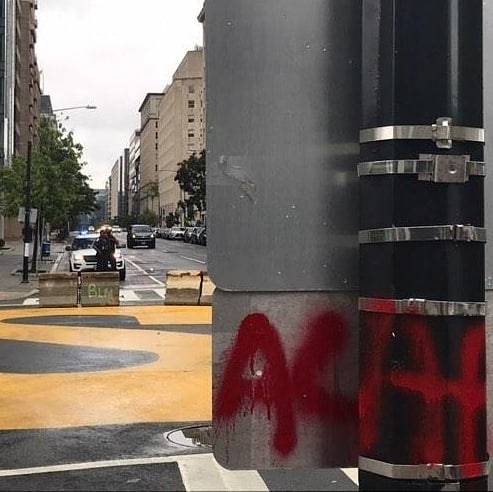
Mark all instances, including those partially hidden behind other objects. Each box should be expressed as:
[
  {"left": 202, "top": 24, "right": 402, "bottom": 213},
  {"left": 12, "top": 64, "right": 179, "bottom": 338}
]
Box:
[
  {"left": 165, "top": 212, "right": 180, "bottom": 228},
  {"left": 0, "top": 117, "right": 96, "bottom": 254},
  {"left": 175, "top": 150, "right": 206, "bottom": 222}
]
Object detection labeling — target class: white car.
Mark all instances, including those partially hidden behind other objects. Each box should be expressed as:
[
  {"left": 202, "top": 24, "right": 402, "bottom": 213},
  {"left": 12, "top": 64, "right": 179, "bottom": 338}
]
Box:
[
  {"left": 67, "top": 234, "right": 126, "bottom": 281},
  {"left": 168, "top": 227, "right": 186, "bottom": 240}
]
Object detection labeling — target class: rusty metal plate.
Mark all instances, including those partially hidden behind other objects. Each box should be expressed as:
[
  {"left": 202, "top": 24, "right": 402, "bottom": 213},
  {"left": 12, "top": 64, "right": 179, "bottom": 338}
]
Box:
[{"left": 212, "top": 290, "right": 358, "bottom": 469}]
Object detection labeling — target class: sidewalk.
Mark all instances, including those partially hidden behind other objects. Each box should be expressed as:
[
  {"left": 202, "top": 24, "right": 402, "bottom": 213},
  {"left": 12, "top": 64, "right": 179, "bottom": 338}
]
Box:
[{"left": 0, "top": 240, "right": 65, "bottom": 302}]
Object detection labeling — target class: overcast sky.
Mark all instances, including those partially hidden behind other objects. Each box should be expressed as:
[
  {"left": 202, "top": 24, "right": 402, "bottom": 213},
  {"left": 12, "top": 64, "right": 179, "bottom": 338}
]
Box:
[{"left": 37, "top": 0, "right": 204, "bottom": 189}]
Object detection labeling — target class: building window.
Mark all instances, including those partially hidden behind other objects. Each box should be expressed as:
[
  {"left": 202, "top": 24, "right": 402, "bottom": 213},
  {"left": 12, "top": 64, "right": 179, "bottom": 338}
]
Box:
[
  {"left": 188, "top": 100, "right": 195, "bottom": 109},
  {"left": 188, "top": 118, "right": 195, "bottom": 123},
  {"left": 155, "top": 121, "right": 158, "bottom": 128},
  {"left": 155, "top": 143, "right": 158, "bottom": 150},
  {"left": 188, "top": 85, "right": 195, "bottom": 94},
  {"left": 188, "top": 132, "right": 195, "bottom": 138},
  {"left": 155, "top": 132, "right": 158, "bottom": 139}
]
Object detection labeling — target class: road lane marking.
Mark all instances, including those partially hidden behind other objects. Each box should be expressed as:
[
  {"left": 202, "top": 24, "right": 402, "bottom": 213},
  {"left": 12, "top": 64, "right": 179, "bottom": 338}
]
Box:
[
  {"left": 50, "top": 252, "right": 65, "bottom": 273},
  {"left": 180, "top": 256, "right": 206, "bottom": 265},
  {"left": 177, "top": 454, "right": 269, "bottom": 492},
  {"left": 125, "top": 258, "right": 165, "bottom": 286},
  {"left": 22, "top": 298, "right": 39, "bottom": 306},
  {"left": 0, "top": 454, "right": 269, "bottom": 492},
  {"left": 342, "top": 468, "right": 359, "bottom": 485},
  {"left": 0, "top": 456, "right": 197, "bottom": 477}
]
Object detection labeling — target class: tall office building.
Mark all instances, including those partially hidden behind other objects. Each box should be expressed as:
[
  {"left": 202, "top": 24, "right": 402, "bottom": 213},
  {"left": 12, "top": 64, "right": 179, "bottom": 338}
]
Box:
[
  {"left": 157, "top": 48, "right": 205, "bottom": 224},
  {"left": 1, "top": 0, "right": 41, "bottom": 241},
  {"left": 109, "top": 150, "right": 129, "bottom": 221},
  {"left": 128, "top": 130, "right": 141, "bottom": 216},
  {"left": 138, "top": 93, "right": 161, "bottom": 216}
]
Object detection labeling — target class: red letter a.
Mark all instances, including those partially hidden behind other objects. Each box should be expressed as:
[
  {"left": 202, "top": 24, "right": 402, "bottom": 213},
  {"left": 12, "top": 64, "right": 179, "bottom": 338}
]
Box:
[{"left": 215, "top": 313, "right": 297, "bottom": 456}]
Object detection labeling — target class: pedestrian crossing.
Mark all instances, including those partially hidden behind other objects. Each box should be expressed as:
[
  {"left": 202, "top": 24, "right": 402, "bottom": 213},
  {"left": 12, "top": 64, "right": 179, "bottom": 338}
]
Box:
[{"left": 0, "top": 453, "right": 359, "bottom": 491}]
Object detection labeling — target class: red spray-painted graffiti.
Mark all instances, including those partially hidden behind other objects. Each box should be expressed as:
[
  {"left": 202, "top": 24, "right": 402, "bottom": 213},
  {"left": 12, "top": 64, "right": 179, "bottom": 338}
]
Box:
[
  {"left": 360, "top": 313, "right": 486, "bottom": 464},
  {"left": 214, "top": 310, "right": 357, "bottom": 457},
  {"left": 216, "top": 309, "right": 486, "bottom": 463}
]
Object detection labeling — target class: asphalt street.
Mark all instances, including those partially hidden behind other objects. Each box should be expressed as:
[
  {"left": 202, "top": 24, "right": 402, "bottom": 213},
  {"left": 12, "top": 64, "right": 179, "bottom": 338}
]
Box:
[
  {"left": 0, "top": 306, "right": 358, "bottom": 491},
  {"left": 47, "top": 237, "right": 208, "bottom": 307}
]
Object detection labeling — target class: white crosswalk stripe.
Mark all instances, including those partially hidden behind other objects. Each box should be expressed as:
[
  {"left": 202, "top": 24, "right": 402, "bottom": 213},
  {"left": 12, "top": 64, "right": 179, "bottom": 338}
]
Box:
[{"left": 177, "top": 454, "right": 269, "bottom": 492}]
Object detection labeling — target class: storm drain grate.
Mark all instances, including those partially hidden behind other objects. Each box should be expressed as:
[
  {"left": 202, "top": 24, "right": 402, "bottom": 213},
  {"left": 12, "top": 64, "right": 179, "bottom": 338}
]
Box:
[{"left": 165, "top": 425, "right": 213, "bottom": 449}]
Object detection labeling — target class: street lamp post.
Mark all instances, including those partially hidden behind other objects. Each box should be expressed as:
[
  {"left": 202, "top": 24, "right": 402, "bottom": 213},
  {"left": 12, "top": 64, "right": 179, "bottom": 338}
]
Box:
[
  {"left": 51, "top": 105, "right": 97, "bottom": 113},
  {"left": 22, "top": 104, "right": 98, "bottom": 281}
]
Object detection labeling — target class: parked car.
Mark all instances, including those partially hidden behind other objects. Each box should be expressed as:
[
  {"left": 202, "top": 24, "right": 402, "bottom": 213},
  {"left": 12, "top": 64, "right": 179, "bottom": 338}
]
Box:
[
  {"left": 66, "top": 234, "right": 126, "bottom": 281},
  {"left": 168, "top": 227, "right": 186, "bottom": 240},
  {"left": 183, "top": 227, "right": 195, "bottom": 243},
  {"left": 157, "top": 227, "right": 169, "bottom": 239},
  {"left": 198, "top": 228, "right": 207, "bottom": 246},
  {"left": 190, "top": 227, "right": 204, "bottom": 244},
  {"left": 127, "top": 225, "right": 156, "bottom": 249}
]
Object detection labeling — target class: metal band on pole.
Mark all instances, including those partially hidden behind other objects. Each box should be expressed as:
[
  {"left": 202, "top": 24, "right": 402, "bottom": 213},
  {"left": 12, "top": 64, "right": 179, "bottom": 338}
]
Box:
[
  {"left": 359, "top": 297, "right": 487, "bottom": 317},
  {"left": 359, "top": 225, "right": 487, "bottom": 244},
  {"left": 359, "top": 457, "right": 490, "bottom": 482},
  {"left": 360, "top": 119, "right": 485, "bottom": 149},
  {"left": 358, "top": 157, "right": 486, "bottom": 183}
]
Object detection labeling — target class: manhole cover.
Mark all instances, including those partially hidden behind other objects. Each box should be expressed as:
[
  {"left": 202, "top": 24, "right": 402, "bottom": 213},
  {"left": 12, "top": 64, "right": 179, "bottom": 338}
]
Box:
[{"left": 165, "top": 425, "right": 213, "bottom": 449}]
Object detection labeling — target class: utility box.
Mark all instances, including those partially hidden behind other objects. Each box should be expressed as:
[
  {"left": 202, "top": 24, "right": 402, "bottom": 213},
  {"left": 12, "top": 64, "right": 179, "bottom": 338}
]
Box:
[
  {"left": 80, "top": 272, "right": 120, "bottom": 307},
  {"left": 206, "top": 0, "right": 361, "bottom": 470},
  {"left": 39, "top": 273, "right": 78, "bottom": 308}
]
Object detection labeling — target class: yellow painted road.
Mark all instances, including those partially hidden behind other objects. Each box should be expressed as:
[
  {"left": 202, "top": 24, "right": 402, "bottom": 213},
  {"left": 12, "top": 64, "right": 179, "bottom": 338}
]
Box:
[{"left": 0, "top": 306, "right": 212, "bottom": 430}]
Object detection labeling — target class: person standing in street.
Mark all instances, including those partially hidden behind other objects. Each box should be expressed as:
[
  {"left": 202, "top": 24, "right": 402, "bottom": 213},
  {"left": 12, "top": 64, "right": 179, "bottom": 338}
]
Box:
[
  {"left": 106, "top": 227, "right": 119, "bottom": 271},
  {"left": 94, "top": 229, "right": 112, "bottom": 272}
]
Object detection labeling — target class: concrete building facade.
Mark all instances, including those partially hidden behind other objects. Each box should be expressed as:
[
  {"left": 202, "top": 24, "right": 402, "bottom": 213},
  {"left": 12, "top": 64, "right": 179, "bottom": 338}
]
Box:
[
  {"left": 108, "top": 150, "right": 129, "bottom": 221},
  {"left": 157, "top": 48, "right": 205, "bottom": 224},
  {"left": 15, "top": 0, "right": 40, "bottom": 158},
  {"left": 138, "top": 93, "right": 161, "bottom": 216},
  {"left": 128, "top": 130, "right": 141, "bottom": 216},
  {"left": 105, "top": 177, "right": 112, "bottom": 221},
  {"left": 1, "top": 0, "right": 40, "bottom": 241},
  {"left": 110, "top": 160, "right": 119, "bottom": 220}
]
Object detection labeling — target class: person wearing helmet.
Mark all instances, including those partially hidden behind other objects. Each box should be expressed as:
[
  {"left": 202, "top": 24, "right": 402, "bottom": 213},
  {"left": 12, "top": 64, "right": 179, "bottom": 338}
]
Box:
[
  {"left": 94, "top": 228, "right": 112, "bottom": 271},
  {"left": 106, "top": 226, "right": 120, "bottom": 271}
]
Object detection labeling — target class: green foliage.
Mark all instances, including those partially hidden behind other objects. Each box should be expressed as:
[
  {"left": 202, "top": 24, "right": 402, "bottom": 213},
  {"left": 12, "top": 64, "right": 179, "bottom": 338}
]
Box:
[
  {"left": 175, "top": 150, "right": 206, "bottom": 221},
  {"left": 139, "top": 209, "right": 159, "bottom": 227},
  {"left": 116, "top": 210, "right": 159, "bottom": 229},
  {"left": 165, "top": 212, "right": 180, "bottom": 228},
  {"left": 0, "top": 117, "right": 96, "bottom": 228}
]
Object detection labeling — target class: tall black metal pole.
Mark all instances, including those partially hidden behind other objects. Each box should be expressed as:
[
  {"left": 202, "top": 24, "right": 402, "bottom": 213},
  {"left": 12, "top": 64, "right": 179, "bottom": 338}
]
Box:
[
  {"left": 359, "top": 1, "right": 487, "bottom": 490},
  {"left": 21, "top": 140, "right": 33, "bottom": 283}
]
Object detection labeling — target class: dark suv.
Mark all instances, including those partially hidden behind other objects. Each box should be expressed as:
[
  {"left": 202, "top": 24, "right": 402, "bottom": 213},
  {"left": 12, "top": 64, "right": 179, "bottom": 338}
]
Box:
[{"left": 127, "top": 225, "right": 156, "bottom": 249}]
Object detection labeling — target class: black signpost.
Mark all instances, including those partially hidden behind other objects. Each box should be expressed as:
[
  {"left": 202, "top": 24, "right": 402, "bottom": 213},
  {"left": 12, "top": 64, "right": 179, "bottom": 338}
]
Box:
[
  {"left": 21, "top": 140, "right": 33, "bottom": 284},
  {"left": 359, "top": 0, "right": 488, "bottom": 490}
]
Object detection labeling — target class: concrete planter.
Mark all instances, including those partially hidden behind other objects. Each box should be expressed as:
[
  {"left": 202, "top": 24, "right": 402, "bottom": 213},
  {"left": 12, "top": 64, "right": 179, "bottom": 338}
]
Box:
[
  {"left": 39, "top": 273, "right": 78, "bottom": 308},
  {"left": 80, "top": 272, "right": 120, "bottom": 307}
]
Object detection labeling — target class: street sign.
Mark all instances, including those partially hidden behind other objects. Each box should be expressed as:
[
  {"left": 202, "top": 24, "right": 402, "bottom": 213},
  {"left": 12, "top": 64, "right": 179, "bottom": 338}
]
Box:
[
  {"left": 18, "top": 207, "right": 38, "bottom": 225},
  {"left": 206, "top": 0, "right": 361, "bottom": 292},
  {"left": 213, "top": 290, "right": 358, "bottom": 470}
]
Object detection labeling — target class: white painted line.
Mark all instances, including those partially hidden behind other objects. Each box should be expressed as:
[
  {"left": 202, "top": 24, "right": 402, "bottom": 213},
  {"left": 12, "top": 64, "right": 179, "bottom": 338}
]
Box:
[
  {"left": 23, "top": 298, "right": 39, "bottom": 306},
  {"left": 122, "top": 284, "right": 163, "bottom": 290},
  {"left": 50, "top": 252, "right": 64, "bottom": 273},
  {"left": 119, "top": 290, "right": 140, "bottom": 302},
  {"left": 125, "top": 258, "right": 165, "bottom": 287},
  {"left": 180, "top": 256, "right": 206, "bottom": 265},
  {"left": 0, "top": 455, "right": 192, "bottom": 477},
  {"left": 214, "top": 463, "right": 269, "bottom": 491},
  {"left": 154, "top": 288, "right": 167, "bottom": 299},
  {"left": 342, "top": 468, "right": 359, "bottom": 486},
  {"left": 177, "top": 454, "right": 268, "bottom": 492}
]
